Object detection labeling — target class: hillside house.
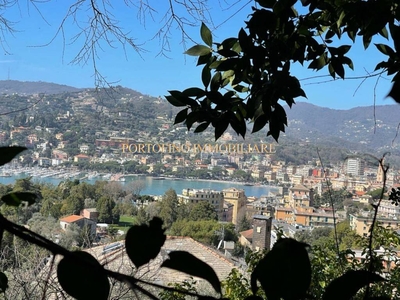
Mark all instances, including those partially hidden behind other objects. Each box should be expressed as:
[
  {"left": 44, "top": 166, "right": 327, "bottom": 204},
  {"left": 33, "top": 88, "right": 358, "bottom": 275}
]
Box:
[{"left": 59, "top": 215, "right": 96, "bottom": 236}]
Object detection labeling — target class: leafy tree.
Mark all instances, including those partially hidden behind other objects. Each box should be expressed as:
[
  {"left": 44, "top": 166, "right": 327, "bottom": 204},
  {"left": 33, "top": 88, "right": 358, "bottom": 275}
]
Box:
[
  {"left": 294, "top": 227, "right": 331, "bottom": 246},
  {"left": 167, "top": 0, "right": 400, "bottom": 141},
  {"left": 169, "top": 219, "right": 237, "bottom": 246},
  {"left": 13, "top": 177, "right": 41, "bottom": 196},
  {"left": 61, "top": 195, "right": 84, "bottom": 216},
  {"left": 158, "top": 189, "right": 180, "bottom": 229},
  {"left": 237, "top": 215, "right": 252, "bottom": 232},
  {"left": 368, "top": 188, "right": 388, "bottom": 200},
  {"left": 97, "top": 196, "right": 118, "bottom": 224},
  {"left": 315, "top": 187, "right": 352, "bottom": 208},
  {"left": 135, "top": 207, "right": 150, "bottom": 225},
  {"left": 187, "top": 201, "right": 218, "bottom": 221}
]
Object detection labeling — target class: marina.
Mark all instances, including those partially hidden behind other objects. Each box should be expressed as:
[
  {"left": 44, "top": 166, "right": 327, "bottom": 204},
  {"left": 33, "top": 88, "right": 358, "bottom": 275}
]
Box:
[{"left": 0, "top": 167, "right": 280, "bottom": 198}]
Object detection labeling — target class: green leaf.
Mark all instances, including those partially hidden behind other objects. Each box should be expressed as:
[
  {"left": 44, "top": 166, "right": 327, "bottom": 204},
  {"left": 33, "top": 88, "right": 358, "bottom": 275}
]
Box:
[
  {"left": 255, "top": 0, "right": 276, "bottom": 8},
  {"left": 165, "top": 95, "right": 186, "bottom": 107},
  {"left": 325, "top": 30, "right": 335, "bottom": 40},
  {"left": 185, "top": 45, "right": 211, "bottom": 56},
  {"left": 252, "top": 113, "right": 269, "bottom": 134},
  {"left": 322, "top": 270, "right": 385, "bottom": 300},
  {"left": 331, "top": 58, "right": 345, "bottom": 79},
  {"left": 2, "top": 192, "right": 38, "bottom": 207},
  {"left": 363, "top": 34, "right": 372, "bottom": 49},
  {"left": 217, "top": 49, "right": 239, "bottom": 58},
  {"left": 168, "top": 90, "right": 197, "bottom": 106},
  {"left": 336, "top": 11, "right": 346, "bottom": 29},
  {"left": 125, "top": 217, "right": 166, "bottom": 269},
  {"left": 389, "top": 23, "right": 400, "bottom": 51},
  {"left": 308, "top": 54, "right": 327, "bottom": 70},
  {"left": 185, "top": 111, "right": 201, "bottom": 130},
  {"left": 328, "top": 62, "right": 335, "bottom": 79},
  {"left": 379, "top": 26, "right": 389, "bottom": 39},
  {"left": 194, "top": 122, "right": 210, "bottom": 133},
  {"left": 214, "top": 115, "right": 230, "bottom": 140},
  {"left": 202, "top": 65, "right": 212, "bottom": 88},
  {"left": 337, "top": 45, "right": 351, "bottom": 55},
  {"left": 57, "top": 251, "right": 110, "bottom": 300},
  {"left": 221, "top": 38, "right": 239, "bottom": 50},
  {"left": 0, "top": 146, "right": 27, "bottom": 167},
  {"left": 197, "top": 53, "right": 212, "bottom": 66},
  {"left": 374, "top": 43, "right": 395, "bottom": 57},
  {"left": 238, "top": 28, "right": 250, "bottom": 52},
  {"left": 174, "top": 108, "right": 188, "bottom": 125},
  {"left": 161, "top": 251, "right": 221, "bottom": 294},
  {"left": 200, "top": 22, "right": 213, "bottom": 47},
  {"left": 374, "top": 61, "right": 388, "bottom": 71},
  {"left": 0, "top": 272, "right": 8, "bottom": 293},
  {"left": 342, "top": 56, "right": 354, "bottom": 70},
  {"left": 182, "top": 87, "right": 206, "bottom": 98},
  {"left": 233, "top": 85, "right": 249, "bottom": 93},
  {"left": 387, "top": 80, "right": 400, "bottom": 104},
  {"left": 210, "top": 72, "right": 221, "bottom": 91}
]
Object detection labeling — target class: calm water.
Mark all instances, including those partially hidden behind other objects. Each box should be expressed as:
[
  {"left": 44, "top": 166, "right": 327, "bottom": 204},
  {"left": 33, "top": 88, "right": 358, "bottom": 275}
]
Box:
[{"left": 0, "top": 174, "right": 278, "bottom": 198}]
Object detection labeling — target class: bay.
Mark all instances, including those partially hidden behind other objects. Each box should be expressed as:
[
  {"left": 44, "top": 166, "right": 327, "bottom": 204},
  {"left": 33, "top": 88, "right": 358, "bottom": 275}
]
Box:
[{"left": 0, "top": 174, "right": 279, "bottom": 198}]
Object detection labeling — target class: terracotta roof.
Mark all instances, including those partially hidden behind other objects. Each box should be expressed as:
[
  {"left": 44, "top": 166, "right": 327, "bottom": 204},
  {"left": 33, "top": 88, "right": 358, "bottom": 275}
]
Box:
[
  {"left": 276, "top": 207, "right": 293, "bottom": 212},
  {"left": 86, "top": 236, "right": 239, "bottom": 283},
  {"left": 74, "top": 154, "right": 89, "bottom": 158},
  {"left": 290, "top": 184, "right": 310, "bottom": 191},
  {"left": 60, "top": 215, "right": 84, "bottom": 223},
  {"left": 239, "top": 229, "right": 253, "bottom": 240}
]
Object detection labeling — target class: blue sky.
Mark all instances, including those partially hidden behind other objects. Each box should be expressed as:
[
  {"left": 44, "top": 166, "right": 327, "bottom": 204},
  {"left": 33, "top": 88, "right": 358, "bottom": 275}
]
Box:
[{"left": 0, "top": 0, "right": 396, "bottom": 110}]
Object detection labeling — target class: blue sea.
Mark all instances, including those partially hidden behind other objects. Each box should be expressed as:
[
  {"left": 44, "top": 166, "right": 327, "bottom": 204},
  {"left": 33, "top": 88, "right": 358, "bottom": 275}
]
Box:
[{"left": 0, "top": 174, "right": 279, "bottom": 198}]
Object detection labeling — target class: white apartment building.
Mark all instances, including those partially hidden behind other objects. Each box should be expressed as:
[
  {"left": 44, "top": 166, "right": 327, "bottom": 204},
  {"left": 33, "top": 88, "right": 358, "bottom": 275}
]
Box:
[{"left": 346, "top": 158, "right": 365, "bottom": 176}]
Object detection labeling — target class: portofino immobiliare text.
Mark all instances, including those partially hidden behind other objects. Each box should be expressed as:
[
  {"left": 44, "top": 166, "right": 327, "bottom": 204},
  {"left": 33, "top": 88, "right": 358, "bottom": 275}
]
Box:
[{"left": 121, "top": 143, "right": 276, "bottom": 154}]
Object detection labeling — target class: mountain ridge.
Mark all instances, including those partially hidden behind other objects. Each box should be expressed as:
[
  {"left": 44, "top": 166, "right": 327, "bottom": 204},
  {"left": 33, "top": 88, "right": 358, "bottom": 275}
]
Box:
[{"left": 1, "top": 80, "right": 399, "bottom": 159}]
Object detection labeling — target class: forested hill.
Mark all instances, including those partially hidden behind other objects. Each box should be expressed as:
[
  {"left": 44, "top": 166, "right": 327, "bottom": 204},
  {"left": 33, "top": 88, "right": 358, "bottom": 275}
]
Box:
[
  {"left": 283, "top": 102, "right": 400, "bottom": 153},
  {"left": 1, "top": 80, "right": 400, "bottom": 165},
  {"left": 0, "top": 80, "right": 84, "bottom": 94}
]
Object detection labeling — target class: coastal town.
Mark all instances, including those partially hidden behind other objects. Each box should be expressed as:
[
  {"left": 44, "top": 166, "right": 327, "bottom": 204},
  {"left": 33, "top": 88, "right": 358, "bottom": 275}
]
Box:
[
  {"left": 0, "top": 85, "right": 397, "bottom": 253},
  {"left": 0, "top": 84, "right": 399, "bottom": 298},
  {"left": 0, "top": 0, "right": 400, "bottom": 297},
  {"left": 1, "top": 134, "right": 398, "bottom": 241}
]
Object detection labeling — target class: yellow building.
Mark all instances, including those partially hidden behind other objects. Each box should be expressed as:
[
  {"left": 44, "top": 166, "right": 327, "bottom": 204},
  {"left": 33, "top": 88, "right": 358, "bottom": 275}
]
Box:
[
  {"left": 288, "top": 184, "right": 314, "bottom": 207},
  {"left": 349, "top": 214, "right": 400, "bottom": 236},
  {"left": 178, "top": 189, "right": 224, "bottom": 220},
  {"left": 275, "top": 206, "right": 337, "bottom": 227},
  {"left": 223, "top": 188, "right": 247, "bottom": 225}
]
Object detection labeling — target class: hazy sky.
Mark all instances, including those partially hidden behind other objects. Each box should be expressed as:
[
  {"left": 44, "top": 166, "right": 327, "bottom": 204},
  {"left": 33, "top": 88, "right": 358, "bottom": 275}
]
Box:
[{"left": 0, "top": 0, "right": 397, "bottom": 110}]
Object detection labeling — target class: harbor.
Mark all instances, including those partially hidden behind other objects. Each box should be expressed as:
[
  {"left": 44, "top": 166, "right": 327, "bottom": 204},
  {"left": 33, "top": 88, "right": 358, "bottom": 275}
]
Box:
[{"left": 0, "top": 166, "right": 280, "bottom": 198}]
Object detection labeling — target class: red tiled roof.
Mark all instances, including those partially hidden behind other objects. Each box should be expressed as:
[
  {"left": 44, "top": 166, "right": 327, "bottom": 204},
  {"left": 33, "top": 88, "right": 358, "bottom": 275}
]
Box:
[
  {"left": 60, "top": 215, "right": 84, "bottom": 223},
  {"left": 74, "top": 154, "right": 89, "bottom": 158},
  {"left": 240, "top": 229, "right": 253, "bottom": 240}
]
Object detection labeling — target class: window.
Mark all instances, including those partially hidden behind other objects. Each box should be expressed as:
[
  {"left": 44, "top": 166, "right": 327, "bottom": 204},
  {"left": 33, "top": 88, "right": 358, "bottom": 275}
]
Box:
[{"left": 256, "top": 227, "right": 262, "bottom": 233}]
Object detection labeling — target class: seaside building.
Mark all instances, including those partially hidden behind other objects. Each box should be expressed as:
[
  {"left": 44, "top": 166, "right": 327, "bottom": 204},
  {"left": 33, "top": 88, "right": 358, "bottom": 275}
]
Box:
[
  {"left": 222, "top": 188, "right": 247, "bottom": 225},
  {"left": 178, "top": 188, "right": 224, "bottom": 219}
]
